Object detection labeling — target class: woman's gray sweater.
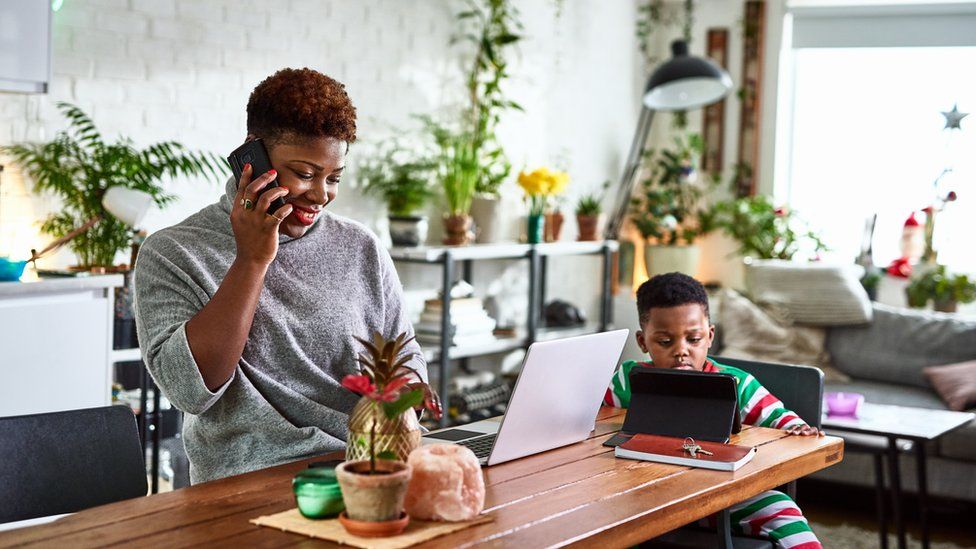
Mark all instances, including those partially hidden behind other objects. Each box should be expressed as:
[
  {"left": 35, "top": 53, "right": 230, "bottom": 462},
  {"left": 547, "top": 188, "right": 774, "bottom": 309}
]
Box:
[{"left": 133, "top": 178, "right": 426, "bottom": 484}]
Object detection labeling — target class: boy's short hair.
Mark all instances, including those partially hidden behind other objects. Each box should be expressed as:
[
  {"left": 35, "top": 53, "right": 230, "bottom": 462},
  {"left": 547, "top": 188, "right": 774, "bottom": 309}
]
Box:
[{"left": 636, "top": 272, "right": 710, "bottom": 325}]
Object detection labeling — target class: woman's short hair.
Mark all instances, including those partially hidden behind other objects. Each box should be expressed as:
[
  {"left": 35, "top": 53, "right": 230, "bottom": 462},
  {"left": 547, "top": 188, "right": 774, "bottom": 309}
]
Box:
[{"left": 246, "top": 67, "right": 357, "bottom": 146}]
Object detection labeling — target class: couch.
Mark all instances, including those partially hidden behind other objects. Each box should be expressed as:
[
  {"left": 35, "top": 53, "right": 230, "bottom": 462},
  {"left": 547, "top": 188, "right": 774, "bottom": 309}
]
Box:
[{"left": 810, "top": 302, "right": 976, "bottom": 502}]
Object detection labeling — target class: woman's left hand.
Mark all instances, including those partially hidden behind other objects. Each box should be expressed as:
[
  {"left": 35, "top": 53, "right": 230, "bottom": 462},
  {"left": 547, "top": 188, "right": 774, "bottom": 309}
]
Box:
[{"left": 786, "top": 424, "right": 825, "bottom": 437}]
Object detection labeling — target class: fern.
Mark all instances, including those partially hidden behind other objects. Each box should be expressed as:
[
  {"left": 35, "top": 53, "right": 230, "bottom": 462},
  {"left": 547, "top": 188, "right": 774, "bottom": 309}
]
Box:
[{"left": 2, "top": 102, "right": 225, "bottom": 268}]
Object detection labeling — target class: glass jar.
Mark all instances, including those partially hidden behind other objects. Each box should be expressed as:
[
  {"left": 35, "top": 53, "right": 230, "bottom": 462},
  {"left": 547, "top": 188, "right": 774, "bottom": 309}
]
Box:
[{"left": 293, "top": 467, "right": 345, "bottom": 519}]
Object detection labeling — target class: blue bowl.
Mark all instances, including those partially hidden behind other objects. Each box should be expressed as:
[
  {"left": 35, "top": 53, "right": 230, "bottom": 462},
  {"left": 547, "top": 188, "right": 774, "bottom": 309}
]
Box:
[{"left": 0, "top": 258, "right": 28, "bottom": 281}]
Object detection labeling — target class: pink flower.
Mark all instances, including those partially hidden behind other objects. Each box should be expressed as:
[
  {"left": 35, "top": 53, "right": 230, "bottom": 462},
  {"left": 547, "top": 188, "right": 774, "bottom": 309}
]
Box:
[
  {"left": 946, "top": 191, "right": 958, "bottom": 202},
  {"left": 341, "top": 374, "right": 376, "bottom": 396},
  {"left": 774, "top": 206, "right": 788, "bottom": 217}
]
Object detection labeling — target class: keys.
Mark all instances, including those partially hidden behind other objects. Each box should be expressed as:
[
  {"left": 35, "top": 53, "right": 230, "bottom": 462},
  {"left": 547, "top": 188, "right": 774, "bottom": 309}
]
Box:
[{"left": 681, "top": 437, "right": 714, "bottom": 458}]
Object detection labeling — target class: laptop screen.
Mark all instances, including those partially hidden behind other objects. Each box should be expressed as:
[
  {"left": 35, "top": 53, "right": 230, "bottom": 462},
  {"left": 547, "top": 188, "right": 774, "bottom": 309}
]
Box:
[{"left": 622, "top": 367, "right": 739, "bottom": 443}]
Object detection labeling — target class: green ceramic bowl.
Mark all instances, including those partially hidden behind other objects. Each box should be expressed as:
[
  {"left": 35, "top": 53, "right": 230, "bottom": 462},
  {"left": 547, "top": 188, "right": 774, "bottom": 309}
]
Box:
[{"left": 293, "top": 467, "right": 345, "bottom": 519}]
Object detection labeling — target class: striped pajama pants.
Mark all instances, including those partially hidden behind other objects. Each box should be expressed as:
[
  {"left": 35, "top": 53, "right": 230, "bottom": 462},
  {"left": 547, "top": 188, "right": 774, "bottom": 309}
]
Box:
[{"left": 701, "top": 489, "right": 822, "bottom": 548}]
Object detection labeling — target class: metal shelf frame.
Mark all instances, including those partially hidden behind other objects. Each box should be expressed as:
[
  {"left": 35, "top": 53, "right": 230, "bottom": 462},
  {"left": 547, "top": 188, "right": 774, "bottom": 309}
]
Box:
[{"left": 390, "top": 240, "right": 618, "bottom": 427}]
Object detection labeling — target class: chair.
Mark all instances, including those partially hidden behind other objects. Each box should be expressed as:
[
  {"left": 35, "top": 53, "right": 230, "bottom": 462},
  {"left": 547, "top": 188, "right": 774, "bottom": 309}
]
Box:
[
  {"left": 0, "top": 405, "right": 148, "bottom": 524},
  {"left": 647, "top": 357, "right": 825, "bottom": 549}
]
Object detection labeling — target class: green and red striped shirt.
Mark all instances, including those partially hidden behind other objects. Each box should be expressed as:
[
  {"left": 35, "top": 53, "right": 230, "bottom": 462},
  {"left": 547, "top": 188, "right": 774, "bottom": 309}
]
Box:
[{"left": 604, "top": 358, "right": 807, "bottom": 430}]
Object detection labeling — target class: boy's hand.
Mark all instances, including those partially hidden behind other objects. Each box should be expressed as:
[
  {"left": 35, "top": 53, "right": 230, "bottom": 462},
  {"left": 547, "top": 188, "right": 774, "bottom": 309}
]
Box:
[{"left": 786, "top": 424, "right": 825, "bottom": 437}]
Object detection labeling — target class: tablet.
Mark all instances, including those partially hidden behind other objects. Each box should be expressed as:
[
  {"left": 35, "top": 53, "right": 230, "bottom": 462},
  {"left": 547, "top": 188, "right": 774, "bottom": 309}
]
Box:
[{"left": 604, "top": 366, "right": 740, "bottom": 447}]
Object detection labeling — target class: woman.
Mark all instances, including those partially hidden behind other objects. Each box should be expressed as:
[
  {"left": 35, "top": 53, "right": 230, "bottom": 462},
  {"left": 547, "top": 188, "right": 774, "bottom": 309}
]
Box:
[{"left": 134, "top": 68, "right": 426, "bottom": 484}]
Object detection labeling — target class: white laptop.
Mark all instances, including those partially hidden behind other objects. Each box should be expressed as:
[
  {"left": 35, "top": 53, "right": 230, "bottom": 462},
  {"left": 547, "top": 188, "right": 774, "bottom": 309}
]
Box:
[{"left": 422, "top": 329, "right": 629, "bottom": 466}]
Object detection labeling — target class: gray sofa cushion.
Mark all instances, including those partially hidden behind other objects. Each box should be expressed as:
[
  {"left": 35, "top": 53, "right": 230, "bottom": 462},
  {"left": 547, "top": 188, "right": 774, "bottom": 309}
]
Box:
[{"left": 826, "top": 303, "right": 976, "bottom": 389}]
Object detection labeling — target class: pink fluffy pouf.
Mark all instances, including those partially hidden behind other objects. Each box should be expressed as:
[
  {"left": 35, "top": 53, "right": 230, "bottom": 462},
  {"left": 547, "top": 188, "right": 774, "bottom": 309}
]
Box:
[{"left": 403, "top": 443, "right": 485, "bottom": 521}]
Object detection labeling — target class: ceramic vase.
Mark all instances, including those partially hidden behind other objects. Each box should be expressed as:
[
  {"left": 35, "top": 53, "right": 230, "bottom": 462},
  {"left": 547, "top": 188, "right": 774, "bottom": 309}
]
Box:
[
  {"left": 644, "top": 244, "right": 700, "bottom": 278},
  {"left": 345, "top": 397, "right": 422, "bottom": 463},
  {"left": 470, "top": 196, "right": 503, "bottom": 244},
  {"left": 527, "top": 214, "right": 544, "bottom": 244},
  {"left": 388, "top": 215, "right": 428, "bottom": 247}
]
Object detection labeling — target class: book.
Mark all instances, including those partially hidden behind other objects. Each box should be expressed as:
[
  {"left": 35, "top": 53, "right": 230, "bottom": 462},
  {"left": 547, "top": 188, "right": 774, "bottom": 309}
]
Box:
[
  {"left": 614, "top": 433, "right": 756, "bottom": 471},
  {"left": 418, "top": 308, "right": 492, "bottom": 326},
  {"left": 422, "top": 297, "right": 483, "bottom": 310},
  {"left": 415, "top": 316, "right": 496, "bottom": 336}
]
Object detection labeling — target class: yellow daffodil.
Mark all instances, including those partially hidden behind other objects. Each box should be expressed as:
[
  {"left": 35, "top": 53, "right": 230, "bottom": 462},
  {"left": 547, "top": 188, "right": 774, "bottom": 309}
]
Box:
[{"left": 519, "top": 167, "right": 570, "bottom": 215}]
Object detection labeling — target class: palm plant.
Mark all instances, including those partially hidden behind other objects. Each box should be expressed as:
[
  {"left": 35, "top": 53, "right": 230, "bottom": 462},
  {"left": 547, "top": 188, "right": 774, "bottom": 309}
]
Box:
[{"left": 2, "top": 102, "right": 224, "bottom": 268}]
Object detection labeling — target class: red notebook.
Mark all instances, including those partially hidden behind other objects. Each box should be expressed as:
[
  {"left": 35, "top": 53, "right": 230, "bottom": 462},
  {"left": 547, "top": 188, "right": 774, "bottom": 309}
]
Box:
[{"left": 614, "top": 433, "right": 757, "bottom": 471}]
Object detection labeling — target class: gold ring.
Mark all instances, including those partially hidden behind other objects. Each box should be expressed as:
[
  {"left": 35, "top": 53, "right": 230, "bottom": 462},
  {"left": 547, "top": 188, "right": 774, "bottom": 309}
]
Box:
[{"left": 243, "top": 198, "right": 254, "bottom": 211}]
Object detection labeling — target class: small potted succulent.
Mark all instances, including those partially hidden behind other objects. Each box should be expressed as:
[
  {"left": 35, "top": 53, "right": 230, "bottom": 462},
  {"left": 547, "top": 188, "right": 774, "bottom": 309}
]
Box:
[
  {"left": 575, "top": 181, "right": 609, "bottom": 241},
  {"left": 336, "top": 332, "right": 441, "bottom": 537},
  {"left": 357, "top": 137, "right": 438, "bottom": 247}
]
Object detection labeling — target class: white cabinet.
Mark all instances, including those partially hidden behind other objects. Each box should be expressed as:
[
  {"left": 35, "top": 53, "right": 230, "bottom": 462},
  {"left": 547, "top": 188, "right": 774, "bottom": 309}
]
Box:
[{"left": 0, "top": 275, "right": 123, "bottom": 416}]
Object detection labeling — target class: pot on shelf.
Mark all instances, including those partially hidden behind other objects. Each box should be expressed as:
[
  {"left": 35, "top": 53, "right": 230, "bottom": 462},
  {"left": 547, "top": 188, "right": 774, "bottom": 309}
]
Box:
[
  {"left": 388, "top": 215, "right": 428, "bottom": 247},
  {"left": 443, "top": 214, "right": 473, "bottom": 246},
  {"left": 644, "top": 244, "right": 700, "bottom": 278}
]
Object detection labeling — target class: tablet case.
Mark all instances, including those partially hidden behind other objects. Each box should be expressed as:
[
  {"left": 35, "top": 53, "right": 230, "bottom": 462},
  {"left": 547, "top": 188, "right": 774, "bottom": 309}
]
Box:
[{"left": 604, "top": 367, "right": 740, "bottom": 447}]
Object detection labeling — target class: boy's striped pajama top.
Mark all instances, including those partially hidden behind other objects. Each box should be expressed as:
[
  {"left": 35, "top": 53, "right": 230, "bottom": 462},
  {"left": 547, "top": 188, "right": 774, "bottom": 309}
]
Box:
[{"left": 605, "top": 358, "right": 822, "bottom": 549}]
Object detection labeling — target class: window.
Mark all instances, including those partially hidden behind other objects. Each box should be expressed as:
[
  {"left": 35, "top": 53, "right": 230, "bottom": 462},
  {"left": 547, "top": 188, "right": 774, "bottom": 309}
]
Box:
[{"left": 776, "top": 3, "right": 976, "bottom": 273}]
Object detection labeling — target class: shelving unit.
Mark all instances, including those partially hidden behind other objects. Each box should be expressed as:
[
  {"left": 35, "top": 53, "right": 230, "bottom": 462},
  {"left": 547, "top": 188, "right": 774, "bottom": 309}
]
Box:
[{"left": 390, "top": 240, "right": 618, "bottom": 427}]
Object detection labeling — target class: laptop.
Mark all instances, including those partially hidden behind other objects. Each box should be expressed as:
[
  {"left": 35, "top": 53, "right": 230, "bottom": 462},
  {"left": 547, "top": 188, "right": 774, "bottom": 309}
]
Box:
[
  {"left": 422, "top": 329, "right": 629, "bottom": 466},
  {"left": 603, "top": 366, "right": 741, "bottom": 447}
]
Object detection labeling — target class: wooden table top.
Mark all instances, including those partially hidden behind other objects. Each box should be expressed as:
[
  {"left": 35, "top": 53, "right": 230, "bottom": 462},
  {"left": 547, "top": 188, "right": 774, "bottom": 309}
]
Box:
[
  {"left": 0, "top": 407, "right": 843, "bottom": 548},
  {"left": 822, "top": 402, "right": 975, "bottom": 441}
]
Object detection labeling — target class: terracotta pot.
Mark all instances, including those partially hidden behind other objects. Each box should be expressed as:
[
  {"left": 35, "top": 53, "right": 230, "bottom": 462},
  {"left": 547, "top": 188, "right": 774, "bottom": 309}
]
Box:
[
  {"left": 338, "top": 511, "right": 410, "bottom": 538},
  {"left": 576, "top": 214, "right": 601, "bottom": 241},
  {"left": 443, "top": 214, "right": 473, "bottom": 246},
  {"left": 346, "top": 397, "right": 422, "bottom": 463},
  {"left": 545, "top": 211, "right": 564, "bottom": 242},
  {"left": 335, "top": 460, "right": 412, "bottom": 523},
  {"left": 934, "top": 299, "right": 958, "bottom": 313}
]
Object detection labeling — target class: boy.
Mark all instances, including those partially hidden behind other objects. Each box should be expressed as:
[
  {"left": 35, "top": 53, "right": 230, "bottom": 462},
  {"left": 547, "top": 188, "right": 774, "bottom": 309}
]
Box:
[{"left": 606, "top": 273, "right": 823, "bottom": 549}]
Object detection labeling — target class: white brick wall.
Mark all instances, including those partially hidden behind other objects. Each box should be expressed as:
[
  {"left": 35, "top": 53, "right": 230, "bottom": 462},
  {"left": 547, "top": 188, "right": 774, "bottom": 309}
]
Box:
[{"left": 0, "top": 0, "right": 642, "bottom": 319}]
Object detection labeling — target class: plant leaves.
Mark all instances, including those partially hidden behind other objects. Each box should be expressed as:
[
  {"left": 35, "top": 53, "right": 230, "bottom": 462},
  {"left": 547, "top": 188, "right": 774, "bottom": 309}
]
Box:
[
  {"left": 377, "top": 450, "right": 398, "bottom": 461},
  {"left": 383, "top": 388, "right": 423, "bottom": 420}
]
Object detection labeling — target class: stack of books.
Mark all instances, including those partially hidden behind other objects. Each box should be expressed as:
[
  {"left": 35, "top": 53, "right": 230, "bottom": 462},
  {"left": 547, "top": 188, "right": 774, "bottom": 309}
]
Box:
[{"left": 414, "top": 296, "right": 497, "bottom": 347}]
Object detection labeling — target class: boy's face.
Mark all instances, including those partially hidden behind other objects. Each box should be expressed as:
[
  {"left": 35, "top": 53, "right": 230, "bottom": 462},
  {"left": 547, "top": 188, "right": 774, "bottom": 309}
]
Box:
[{"left": 636, "top": 303, "right": 715, "bottom": 370}]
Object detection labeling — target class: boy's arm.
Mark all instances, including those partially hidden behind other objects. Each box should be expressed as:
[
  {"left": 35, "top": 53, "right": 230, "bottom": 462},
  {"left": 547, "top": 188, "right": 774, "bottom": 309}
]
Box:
[
  {"left": 737, "top": 373, "right": 807, "bottom": 430},
  {"left": 604, "top": 360, "right": 640, "bottom": 408}
]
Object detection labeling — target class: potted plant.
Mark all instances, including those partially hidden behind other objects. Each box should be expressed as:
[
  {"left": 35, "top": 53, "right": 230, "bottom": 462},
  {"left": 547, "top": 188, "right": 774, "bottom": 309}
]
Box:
[
  {"left": 455, "top": 0, "right": 524, "bottom": 244},
  {"left": 905, "top": 264, "right": 976, "bottom": 313},
  {"left": 2, "top": 102, "right": 223, "bottom": 270},
  {"left": 518, "top": 167, "right": 568, "bottom": 244},
  {"left": 337, "top": 331, "right": 441, "bottom": 536},
  {"left": 629, "top": 133, "right": 711, "bottom": 276},
  {"left": 700, "top": 194, "right": 827, "bottom": 261},
  {"left": 357, "top": 137, "right": 437, "bottom": 247},
  {"left": 575, "top": 181, "right": 609, "bottom": 242},
  {"left": 423, "top": 119, "right": 479, "bottom": 245}
]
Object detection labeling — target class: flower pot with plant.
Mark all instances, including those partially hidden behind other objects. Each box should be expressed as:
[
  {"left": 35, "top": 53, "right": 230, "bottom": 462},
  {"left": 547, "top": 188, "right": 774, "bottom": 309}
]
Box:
[
  {"left": 337, "top": 331, "right": 441, "bottom": 536},
  {"left": 2, "top": 103, "right": 223, "bottom": 270},
  {"left": 905, "top": 264, "right": 976, "bottom": 313},
  {"left": 629, "top": 134, "right": 711, "bottom": 276},
  {"left": 357, "top": 137, "right": 437, "bottom": 247},
  {"left": 575, "top": 181, "right": 609, "bottom": 241},
  {"left": 700, "top": 194, "right": 827, "bottom": 261},
  {"left": 424, "top": 120, "right": 479, "bottom": 246},
  {"left": 518, "top": 167, "right": 568, "bottom": 244}
]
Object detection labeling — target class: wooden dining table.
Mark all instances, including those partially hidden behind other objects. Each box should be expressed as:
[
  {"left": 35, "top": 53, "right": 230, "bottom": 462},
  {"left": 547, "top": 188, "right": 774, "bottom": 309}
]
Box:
[{"left": 1, "top": 406, "right": 843, "bottom": 548}]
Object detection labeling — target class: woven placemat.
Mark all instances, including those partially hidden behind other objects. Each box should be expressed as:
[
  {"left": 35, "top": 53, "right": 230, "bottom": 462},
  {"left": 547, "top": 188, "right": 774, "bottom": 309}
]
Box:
[{"left": 250, "top": 509, "right": 492, "bottom": 548}]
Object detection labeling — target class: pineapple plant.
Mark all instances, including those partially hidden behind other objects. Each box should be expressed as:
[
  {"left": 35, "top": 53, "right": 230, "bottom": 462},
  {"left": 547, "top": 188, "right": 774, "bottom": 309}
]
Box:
[{"left": 342, "top": 331, "right": 441, "bottom": 470}]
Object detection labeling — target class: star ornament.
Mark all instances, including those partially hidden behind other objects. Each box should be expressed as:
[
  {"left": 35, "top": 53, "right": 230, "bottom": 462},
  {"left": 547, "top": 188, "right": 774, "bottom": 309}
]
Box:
[{"left": 941, "top": 104, "right": 969, "bottom": 130}]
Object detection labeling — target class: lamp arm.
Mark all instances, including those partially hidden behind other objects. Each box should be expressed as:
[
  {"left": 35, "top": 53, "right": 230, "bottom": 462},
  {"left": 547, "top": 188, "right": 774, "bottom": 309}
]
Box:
[
  {"left": 604, "top": 106, "right": 656, "bottom": 240},
  {"left": 29, "top": 215, "right": 103, "bottom": 264}
]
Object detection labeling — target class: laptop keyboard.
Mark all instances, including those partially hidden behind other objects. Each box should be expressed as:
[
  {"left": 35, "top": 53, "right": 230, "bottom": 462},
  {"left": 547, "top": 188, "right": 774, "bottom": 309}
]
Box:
[{"left": 457, "top": 433, "right": 497, "bottom": 459}]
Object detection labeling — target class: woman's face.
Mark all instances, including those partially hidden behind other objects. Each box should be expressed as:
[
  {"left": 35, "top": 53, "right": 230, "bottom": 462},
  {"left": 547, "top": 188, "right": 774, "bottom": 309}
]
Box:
[{"left": 266, "top": 136, "right": 347, "bottom": 238}]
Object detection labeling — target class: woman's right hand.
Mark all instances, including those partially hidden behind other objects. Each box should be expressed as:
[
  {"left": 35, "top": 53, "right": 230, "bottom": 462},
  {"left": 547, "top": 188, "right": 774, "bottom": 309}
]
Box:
[{"left": 231, "top": 163, "right": 294, "bottom": 266}]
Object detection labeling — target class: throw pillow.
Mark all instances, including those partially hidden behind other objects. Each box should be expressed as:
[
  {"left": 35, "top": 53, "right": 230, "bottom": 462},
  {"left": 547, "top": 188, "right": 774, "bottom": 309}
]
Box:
[
  {"left": 716, "top": 288, "right": 851, "bottom": 383},
  {"left": 744, "top": 260, "right": 872, "bottom": 326},
  {"left": 923, "top": 361, "right": 976, "bottom": 411}
]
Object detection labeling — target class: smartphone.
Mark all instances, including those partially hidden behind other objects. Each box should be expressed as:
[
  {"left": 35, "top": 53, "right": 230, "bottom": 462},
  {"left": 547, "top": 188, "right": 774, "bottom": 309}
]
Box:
[{"left": 227, "top": 139, "right": 287, "bottom": 215}]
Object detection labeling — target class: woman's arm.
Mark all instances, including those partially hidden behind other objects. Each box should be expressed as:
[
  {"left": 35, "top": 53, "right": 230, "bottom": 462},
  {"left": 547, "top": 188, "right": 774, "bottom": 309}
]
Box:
[{"left": 185, "top": 164, "right": 293, "bottom": 390}]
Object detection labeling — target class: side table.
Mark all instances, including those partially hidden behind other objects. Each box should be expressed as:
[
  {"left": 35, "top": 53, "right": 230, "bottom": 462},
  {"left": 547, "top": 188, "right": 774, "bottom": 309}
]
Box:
[{"left": 823, "top": 402, "right": 974, "bottom": 549}]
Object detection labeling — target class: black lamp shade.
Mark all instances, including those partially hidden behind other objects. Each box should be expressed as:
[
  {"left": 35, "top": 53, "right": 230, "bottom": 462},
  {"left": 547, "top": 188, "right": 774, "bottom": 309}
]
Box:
[{"left": 643, "top": 40, "right": 733, "bottom": 111}]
